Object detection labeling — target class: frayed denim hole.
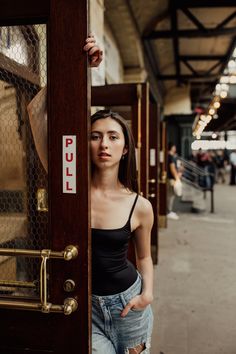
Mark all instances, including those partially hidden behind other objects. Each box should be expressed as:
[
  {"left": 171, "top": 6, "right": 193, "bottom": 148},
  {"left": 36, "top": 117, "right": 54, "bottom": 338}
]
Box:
[{"left": 124, "top": 342, "right": 148, "bottom": 353}]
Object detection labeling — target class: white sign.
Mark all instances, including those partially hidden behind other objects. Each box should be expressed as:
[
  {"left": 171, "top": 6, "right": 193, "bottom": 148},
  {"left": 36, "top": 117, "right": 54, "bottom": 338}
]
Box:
[
  {"left": 150, "top": 149, "right": 156, "bottom": 166},
  {"left": 62, "top": 136, "right": 76, "bottom": 194},
  {"left": 159, "top": 150, "right": 164, "bottom": 163}
]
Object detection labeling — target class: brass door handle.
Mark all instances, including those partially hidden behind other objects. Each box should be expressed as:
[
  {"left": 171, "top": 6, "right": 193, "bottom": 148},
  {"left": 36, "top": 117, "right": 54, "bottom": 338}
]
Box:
[
  {"left": 0, "top": 245, "right": 78, "bottom": 315},
  {"left": 63, "top": 298, "right": 78, "bottom": 315},
  {"left": 0, "top": 245, "right": 78, "bottom": 261},
  {"left": 0, "top": 297, "right": 78, "bottom": 315}
]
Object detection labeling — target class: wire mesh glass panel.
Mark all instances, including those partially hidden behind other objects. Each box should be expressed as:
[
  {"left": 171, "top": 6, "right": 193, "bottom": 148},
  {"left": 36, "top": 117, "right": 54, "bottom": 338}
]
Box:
[{"left": 0, "top": 24, "right": 48, "bottom": 299}]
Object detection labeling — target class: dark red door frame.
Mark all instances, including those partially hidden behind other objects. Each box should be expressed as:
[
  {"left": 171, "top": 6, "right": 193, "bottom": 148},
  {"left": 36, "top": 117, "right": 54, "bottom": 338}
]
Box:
[{"left": 0, "top": 1, "right": 90, "bottom": 353}]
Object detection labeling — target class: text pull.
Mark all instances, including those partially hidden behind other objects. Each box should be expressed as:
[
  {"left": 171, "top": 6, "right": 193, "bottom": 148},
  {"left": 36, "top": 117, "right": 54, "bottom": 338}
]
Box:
[{"left": 62, "top": 136, "right": 76, "bottom": 194}]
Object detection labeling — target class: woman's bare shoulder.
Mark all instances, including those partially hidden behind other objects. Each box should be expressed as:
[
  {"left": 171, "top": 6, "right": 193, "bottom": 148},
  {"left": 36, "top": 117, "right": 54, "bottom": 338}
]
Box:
[
  {"left": 130, "top": 195, "right": 153, "bottom": 231},
  {"left": 136, "top": 195, "right": 153, "bottom": 217}
]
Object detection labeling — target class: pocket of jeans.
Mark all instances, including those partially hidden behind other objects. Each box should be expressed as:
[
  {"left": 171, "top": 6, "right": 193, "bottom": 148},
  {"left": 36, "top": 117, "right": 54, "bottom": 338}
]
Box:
[
  {"left": 120, "top": 288, "right": 145, "bottom": 313},
  {"left": 130, "top": 306, "right": 146, "bottom": 313}
]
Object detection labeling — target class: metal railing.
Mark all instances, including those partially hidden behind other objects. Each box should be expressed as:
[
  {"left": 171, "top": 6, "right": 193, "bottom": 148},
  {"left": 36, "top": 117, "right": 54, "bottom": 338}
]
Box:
[{"left": 177, "top": 156, "right": 215, "bottom": 213}]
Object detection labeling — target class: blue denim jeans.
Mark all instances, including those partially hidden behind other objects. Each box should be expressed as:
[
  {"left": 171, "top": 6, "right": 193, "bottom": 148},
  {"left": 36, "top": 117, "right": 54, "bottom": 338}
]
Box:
[{"left": 92, "top": 273, "right": 153, "bottom": 353}]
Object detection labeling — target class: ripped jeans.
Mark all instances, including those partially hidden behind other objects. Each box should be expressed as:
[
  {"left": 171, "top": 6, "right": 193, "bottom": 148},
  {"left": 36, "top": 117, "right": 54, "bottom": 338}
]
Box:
[{"left": 92, "top": 273, "right": 153, "bottom": 354}]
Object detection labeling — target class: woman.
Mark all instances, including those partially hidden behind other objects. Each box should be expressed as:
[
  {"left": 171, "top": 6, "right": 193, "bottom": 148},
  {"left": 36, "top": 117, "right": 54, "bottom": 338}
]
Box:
[{"left": 91, "top": 110, "right": 154, "bottom": 354}]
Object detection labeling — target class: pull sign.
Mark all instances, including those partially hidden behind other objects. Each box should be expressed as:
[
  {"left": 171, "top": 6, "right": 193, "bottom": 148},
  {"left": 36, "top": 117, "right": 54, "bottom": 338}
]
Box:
[{"left": 63, "top": 136, "right": 76, "bottom": 194}]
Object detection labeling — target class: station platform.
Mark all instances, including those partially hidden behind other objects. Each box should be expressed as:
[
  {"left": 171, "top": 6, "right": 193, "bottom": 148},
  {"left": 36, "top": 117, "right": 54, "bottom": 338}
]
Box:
[{"left": 152, "top": 184, "right": 236, "bottom": 354}]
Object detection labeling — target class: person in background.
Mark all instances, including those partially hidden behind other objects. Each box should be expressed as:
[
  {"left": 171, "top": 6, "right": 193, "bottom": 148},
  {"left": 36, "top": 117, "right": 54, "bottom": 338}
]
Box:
[
  {"left": 167, "top": 142, "right": 181, "bottom": 220},
  {"left": 196, "top": 149, "right": 212, "bottom": 189},
  {"left": 215, "top": 150, "right": 227, "bottom": 184},
  {"left": 229, "top": 149, "right": 236, "bottom": 185}
]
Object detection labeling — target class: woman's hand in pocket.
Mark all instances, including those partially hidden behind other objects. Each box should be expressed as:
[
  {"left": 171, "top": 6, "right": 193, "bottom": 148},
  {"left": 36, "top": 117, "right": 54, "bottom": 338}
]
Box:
[{"left": 120, "top": 293, "right": 153, "bottom": 317}]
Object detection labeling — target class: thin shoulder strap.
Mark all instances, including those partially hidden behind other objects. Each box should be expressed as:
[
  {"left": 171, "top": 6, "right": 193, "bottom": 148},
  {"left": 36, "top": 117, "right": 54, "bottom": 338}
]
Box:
[{"left": 128, "top": 194, "right": 139, "bottom": 222}]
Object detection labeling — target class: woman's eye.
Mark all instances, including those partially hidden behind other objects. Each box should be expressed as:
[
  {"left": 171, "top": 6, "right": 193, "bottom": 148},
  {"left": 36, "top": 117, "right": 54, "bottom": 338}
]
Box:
[
  {"left": 110, "top": 135, "right": 118, "bottom": 140},
  {"left": 91, "top": 134, "right": 100, "bottom": 140}
]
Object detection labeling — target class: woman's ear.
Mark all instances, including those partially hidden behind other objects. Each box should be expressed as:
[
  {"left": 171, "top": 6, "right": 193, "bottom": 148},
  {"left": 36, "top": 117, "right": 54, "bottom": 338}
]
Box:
[{"left": 122, "top": 146, "right": 128, "bottom": 156}]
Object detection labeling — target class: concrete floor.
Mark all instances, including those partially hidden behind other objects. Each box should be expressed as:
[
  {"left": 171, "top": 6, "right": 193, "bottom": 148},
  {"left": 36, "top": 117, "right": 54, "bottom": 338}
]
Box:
[{"left": 151, "top": 184, "right": 236, "bottom": 354}]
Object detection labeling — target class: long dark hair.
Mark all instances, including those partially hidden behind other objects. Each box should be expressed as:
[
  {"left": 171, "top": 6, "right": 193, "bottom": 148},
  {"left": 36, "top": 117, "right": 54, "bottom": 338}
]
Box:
[{"left": 91, "top": 110, "right": 138, "bottom": 192}]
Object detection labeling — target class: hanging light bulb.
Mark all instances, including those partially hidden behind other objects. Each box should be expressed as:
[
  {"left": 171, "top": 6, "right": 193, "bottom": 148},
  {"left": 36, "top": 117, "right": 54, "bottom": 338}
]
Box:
[
  {"left": 220, "top": 76, "right": 229, "bottom": 84},
  {"left": 200, "top": 114, "right": 206, "bottom": 121},
  {"left": 228, "top": 59, "right": 236, "bottom": 68},
  {"left": 228, "top": 60, "right": 236, "bottom": 74},
  {"left": 221, "top": 83, "right": 229, "bottom": 91},
  {"left": 213, "top": 101, "right": 221, "bottom": 109},
  {"left": 198, "top": 120, "right": 206, "bottom": 127},
  {"left": 229, "top": 75, "right": 236, "bottom": 84},
  {"left": 220, "top": 90, "right": 228, "bottom": 98},
  {"left": 206, "top": 115, "right": 212, "bottom": 123},
  {"left": 209, "top": 108, "right": 215, "bottom": 115}
]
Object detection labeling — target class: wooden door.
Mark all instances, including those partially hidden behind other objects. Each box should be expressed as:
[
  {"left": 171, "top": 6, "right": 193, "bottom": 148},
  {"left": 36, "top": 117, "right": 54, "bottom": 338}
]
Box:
[
  {"left": 159, "top": 121, "right": 168, "bottom": 228},
  {"left": 91, "top": 83, "right": 160, "bottom": 263},
  {"left": 149, "top": 101, "right": 160, "bottom": 264},
  {"left": 92, "top": 83, "right": 149, "bottom": 197},
  {"left": 0, "top": 1, "right": 90, "bottom": 353}
]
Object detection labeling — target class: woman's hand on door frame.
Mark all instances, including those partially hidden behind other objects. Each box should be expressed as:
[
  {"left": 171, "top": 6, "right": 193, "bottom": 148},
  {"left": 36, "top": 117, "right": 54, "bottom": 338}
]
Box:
[{"left": 83, "top": 34, "right": 103, "bottom": 67}]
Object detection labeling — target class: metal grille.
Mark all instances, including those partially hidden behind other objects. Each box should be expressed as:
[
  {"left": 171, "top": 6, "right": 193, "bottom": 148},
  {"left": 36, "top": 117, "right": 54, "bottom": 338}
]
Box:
[{"left": 0, "top": 25, "right": 48, "bottom": 298}]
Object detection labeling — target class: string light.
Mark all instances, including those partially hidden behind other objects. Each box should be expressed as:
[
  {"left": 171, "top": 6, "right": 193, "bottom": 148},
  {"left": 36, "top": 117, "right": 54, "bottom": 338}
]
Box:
[
  {"left": 206, "top": 115, "right": 212, "bottom": 123},
  {"left": 209, "top": 108, "right": 215, "bottom": 115},
  {"left": 220, "top": 90, "right": 228, "bottom": 98},
  {"left": 193, "top": 46, "right": 236, "bottom": 137},
  {"left": 220, "top": 83, "right": 229, "bottom": 91},
  {"left": 213, "top": 101, "right": 220, "bottom": 109},
  {"left": 229, "top": 75, "right": 236, "bottom": 84},
  {"left": 220, "top": 76, "right": 229, "bottom": 84}
]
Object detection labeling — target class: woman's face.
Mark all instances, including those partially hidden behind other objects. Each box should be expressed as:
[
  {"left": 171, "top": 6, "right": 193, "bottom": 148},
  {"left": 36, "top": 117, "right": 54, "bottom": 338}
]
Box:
[{"left": 90, "top": 117, "right": 127, "bottom": 169}]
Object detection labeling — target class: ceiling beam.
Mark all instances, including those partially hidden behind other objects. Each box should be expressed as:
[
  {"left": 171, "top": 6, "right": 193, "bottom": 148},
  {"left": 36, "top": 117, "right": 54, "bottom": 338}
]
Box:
[
  {"left": 145, "top": 27, "right": 236, "bottom": 39},
  {"left": 181, "top": 8, "right": 206, "bottom": 31},
  {"left": 144, "top": 40, "right": 162, "bottom": 79},
  {"left": 125, "top": 0, "right": 165, "bottom": 102},
  {"left": 216, "top": 10, "right": 236, "bottom": 29},
  {"left": 190, "top": 81, "right": 217, "bottom": 85},
  {"left": 170, "top": 1, "right": 180, "bottom": 84},
  {"left": 157, "top": 74, "right": 221, "bottom": 80},
  {"left": 220, "top": 36, "right": 236, "bottom": 73},
  {"left": 180, "top": 55, "right": 226, "bottom": 61},
  {"left": 206, "top": 61, "right": 222, "bottom": 75},
  {"left": 182, "top": 60, "right": 198, "bottom": 75},
  {"left": 176, "top": 0, "right": 236, "bottom": 8},
  {"left": 143, "top": 10, "right": 169, "bottom": 37}
]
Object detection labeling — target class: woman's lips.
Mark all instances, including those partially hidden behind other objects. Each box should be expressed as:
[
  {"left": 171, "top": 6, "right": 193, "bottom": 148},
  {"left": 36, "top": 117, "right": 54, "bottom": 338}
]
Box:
[
  {"left": 98, "top": 152, "right": 111, "bottom": 157},
  {"left": 98, "top": 152, "right": 111, "bottom": 159}
]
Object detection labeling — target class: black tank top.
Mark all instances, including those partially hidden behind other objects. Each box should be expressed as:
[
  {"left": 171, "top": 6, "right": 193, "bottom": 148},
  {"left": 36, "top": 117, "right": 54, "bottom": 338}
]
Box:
[{"left": 92, "top": 194, "right": 139, "bottom": 295}]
